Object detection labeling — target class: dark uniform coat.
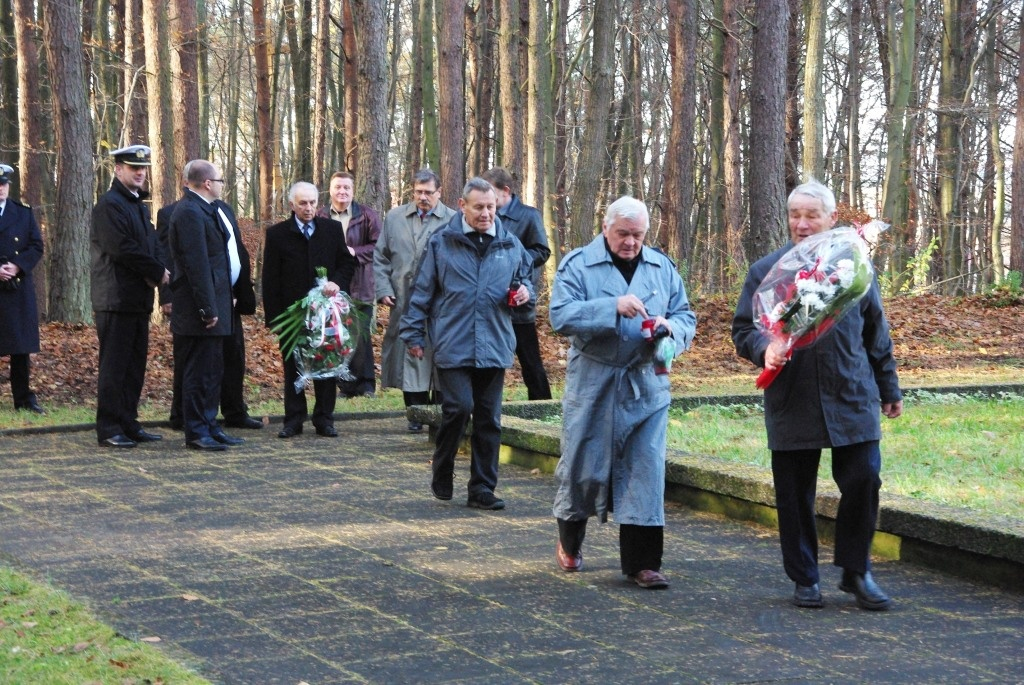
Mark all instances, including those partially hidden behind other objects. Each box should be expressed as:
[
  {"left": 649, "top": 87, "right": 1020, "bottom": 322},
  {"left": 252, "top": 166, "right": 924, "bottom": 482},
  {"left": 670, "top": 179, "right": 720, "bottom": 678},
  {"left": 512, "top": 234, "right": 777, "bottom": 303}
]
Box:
[
  {"left": 495, "top": 194, "right": 550, "bottom": 324},
  {"left": 732, "top": 241, "right": 902, "bottom": 451},
  {"left": 90, "top": 177, "right": 166, "bottom": 313},
  {"left": 0, "top": 198, "right": 43, "bottom": 355}
]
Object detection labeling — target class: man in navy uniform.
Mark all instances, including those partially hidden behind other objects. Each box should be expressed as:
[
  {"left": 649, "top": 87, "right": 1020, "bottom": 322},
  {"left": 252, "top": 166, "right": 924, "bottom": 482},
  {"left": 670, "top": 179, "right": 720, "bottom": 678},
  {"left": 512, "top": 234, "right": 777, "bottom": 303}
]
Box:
[
  {"left": 90, "top": 144, "right": 169, "bottom": 448},
  {"left": 0, "top": 163, "right": 45, "bottom": 414}
]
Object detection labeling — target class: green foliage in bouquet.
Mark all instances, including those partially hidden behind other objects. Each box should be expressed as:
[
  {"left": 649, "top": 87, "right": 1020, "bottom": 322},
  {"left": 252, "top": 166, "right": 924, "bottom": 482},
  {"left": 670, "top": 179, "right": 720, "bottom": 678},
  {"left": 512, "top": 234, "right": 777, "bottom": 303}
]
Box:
[{"left": 268, "top": 266, "right": 332, "bottom": 358}]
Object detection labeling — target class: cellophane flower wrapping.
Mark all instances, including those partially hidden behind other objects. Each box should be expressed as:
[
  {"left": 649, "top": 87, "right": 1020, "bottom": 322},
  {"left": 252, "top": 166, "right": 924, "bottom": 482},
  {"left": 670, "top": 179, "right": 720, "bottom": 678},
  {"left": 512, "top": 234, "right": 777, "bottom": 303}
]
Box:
[
  {"left": 269, "top": 268, "right": 358, "bottom": 393},
  {"left": 752, "top": 227, "right": 874, "bottom": 389}
]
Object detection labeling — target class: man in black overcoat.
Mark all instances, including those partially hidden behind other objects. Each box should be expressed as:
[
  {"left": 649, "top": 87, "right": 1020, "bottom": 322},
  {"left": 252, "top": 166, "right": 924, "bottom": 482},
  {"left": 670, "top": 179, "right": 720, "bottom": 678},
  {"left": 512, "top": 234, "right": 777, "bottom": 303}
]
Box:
[
  {"left": 0, "top": 163, "right": 45, "bottom": 414},
  {"left": 90, "top": 145, "right": 170, "bottom": 448},
  {"left": 156, "top": 163, "right": 261, "bottom": 432},
  {"left": 167, "top": 160, "right": 243, "bottom": 451},
  {"left": 263, "top": 181, "right": 356, "bottom": 438}
]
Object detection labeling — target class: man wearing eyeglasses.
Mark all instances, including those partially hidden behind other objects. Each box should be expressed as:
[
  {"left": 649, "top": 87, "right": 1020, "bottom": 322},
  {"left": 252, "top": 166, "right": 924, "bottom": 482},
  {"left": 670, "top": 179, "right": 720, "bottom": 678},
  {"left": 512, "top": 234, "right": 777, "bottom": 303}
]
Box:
[
  {"left": 166, "top": 160, "right": 244, "bottom": 451},
  {"left": 374, "top": 168, "right": 456, "bottom": 430},
  {"left": 156, "top": 162, "right": 261, "bottom": 435}
]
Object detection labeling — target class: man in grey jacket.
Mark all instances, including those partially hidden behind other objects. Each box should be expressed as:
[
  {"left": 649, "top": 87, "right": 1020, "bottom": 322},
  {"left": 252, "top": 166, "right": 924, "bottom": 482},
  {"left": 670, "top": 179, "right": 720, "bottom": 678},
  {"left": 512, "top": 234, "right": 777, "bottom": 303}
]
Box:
[
  {"left": 732, "top": 179, "right": 902, "bottom": 611},
  {"left": 400, "top": 178, "right": 533, "bottom": 511}
]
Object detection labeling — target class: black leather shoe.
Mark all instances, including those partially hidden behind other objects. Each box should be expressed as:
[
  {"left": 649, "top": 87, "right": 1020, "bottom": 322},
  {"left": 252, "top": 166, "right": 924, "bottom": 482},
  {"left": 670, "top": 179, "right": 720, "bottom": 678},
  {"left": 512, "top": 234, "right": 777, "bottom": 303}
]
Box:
[
  {"left": 315, "top": 425, "right": 338, "bottom": 437},
  {"left": 839, "top": 570, "right": 892, "bottom": 611},
  {"left": 467, "top": 492, "right": 505, "bottom": 510},
  {"left": 98, "top": 434, "right": 137, "bottom": 448},
  {"left": 431, "top": 478, "right": 453, "bottom": 501},
  {"left": 224, "top": 416, "right": 264, "bottom": 430},
  {"left": 278, "top": 425, "right": 303, "bottom": 439},
  {"left": 16, "top": 399, "right": 46, "bottom": 415},
  {"left": 127, "top": 429, "right": 163, "bottom": 443},
  {"left": 793, "top": 583, "right": 823, "bottom": 608},
  {"left": 211, "top": 431, "right": 245, "bottom": 446},
  {"left": 187, "top": 437, "right": 228, "bottom": 451}
]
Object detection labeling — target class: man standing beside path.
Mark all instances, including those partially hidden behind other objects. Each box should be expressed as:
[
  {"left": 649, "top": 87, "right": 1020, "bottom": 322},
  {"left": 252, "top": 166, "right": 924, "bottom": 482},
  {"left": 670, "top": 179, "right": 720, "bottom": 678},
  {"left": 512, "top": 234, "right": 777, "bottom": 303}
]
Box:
[
  {"left": 317, "top": 171, "right": 382, "bottom": 398},
  {"left": 481, "top": 167, "right": 552, "bottom": 400},
  {"left": 549, "top": 196, "right": 696, "bottom": 588},
  {"left": 90, "top": 144, "right": 169, "bottom": 448},
  {"left": 157, "top": 163, "right": 261, "bottom": 433},
  {"left": 732, "top": 179, "right": 902, "bottom": 611},
  {"left": 0, "top": 163, "right": 45, "bottom": 414},
  {"left": 400, "top": 177, "right": 534, "bottom": 511},
  {"left": 167, "top": 160, "right": 244, "bottom": 451},
  {"left": 263, "top": 182, "right": 356, "bottom": 439},
  {"left": 374, "top": 169, "right": 456, "bottom": 431}
]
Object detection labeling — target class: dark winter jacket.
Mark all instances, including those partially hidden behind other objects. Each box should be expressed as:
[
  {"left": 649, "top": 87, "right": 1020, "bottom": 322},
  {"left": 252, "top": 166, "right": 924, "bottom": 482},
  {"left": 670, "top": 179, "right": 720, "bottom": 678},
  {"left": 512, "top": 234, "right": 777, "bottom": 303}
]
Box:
[{"left": 496, "top": 194, "right": 550, "bottom": 324}]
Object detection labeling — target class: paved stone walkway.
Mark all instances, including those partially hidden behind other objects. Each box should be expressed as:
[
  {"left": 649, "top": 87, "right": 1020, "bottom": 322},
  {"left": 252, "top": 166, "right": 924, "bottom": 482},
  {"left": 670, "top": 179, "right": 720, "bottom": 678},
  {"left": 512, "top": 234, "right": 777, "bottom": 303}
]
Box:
[{"left": 1, "top": 416, "right": 1022, "bottom": 684}]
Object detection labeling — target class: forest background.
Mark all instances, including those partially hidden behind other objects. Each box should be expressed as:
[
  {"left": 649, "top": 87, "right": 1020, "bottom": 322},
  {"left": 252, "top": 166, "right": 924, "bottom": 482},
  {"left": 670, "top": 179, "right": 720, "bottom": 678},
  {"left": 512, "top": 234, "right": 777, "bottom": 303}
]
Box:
[{"left": 2, "top": 0, "right": 1024, "bottom": 326}]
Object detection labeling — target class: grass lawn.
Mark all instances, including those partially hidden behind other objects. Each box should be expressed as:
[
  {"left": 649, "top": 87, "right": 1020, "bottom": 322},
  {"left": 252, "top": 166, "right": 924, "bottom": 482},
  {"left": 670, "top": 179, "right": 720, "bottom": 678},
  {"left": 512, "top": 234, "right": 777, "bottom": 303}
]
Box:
[
  {"left": 667, "top": 391, "right": 1024, "bottom": 519},
  {"left": 0, "top": 566, "right": 209, "bottom": 684}
]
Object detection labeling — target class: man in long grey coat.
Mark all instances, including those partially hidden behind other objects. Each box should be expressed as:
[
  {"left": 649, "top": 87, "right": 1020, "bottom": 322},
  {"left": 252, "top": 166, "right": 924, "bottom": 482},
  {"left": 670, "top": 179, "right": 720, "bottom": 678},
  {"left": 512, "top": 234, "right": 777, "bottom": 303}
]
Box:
[
  {"left": 374, "top": 168, "right": 456, "bottom": 431},
  {"left": 550, "top": 196, "right": 696, "bottom": 589},
  {"left": 732, "top": 179, "right": 902, "bottom": 611}
]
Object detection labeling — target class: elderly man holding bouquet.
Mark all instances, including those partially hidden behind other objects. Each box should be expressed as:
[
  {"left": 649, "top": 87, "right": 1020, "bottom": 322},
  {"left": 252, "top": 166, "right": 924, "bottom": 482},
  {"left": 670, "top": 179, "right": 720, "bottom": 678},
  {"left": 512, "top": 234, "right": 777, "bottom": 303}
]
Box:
[{"left": 732, "top": 179, "right": 903, "bottom": 611}]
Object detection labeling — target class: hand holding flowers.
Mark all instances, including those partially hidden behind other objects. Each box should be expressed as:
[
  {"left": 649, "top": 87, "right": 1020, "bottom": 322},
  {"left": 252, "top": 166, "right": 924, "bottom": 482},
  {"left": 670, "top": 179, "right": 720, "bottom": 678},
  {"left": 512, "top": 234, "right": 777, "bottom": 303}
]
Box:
[{"left": 752, "top": 228, "right": 874, "bottom": 389}]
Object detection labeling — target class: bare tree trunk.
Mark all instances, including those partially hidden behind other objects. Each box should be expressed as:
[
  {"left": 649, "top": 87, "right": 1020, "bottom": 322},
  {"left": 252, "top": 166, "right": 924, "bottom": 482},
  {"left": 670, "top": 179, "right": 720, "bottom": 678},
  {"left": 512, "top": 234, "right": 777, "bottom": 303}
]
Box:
[
  {"left": 197, "top": 0, "right": 209, "bottom": 156},
  {"left": 937, "top": 0, "right": 965, "bottom": 293},
  {"left": 13, "top": 0, "right": 44, "bottom": 211},
  {"left": 497, "top": 0, "right": 523, "bottom": 179},
  {"left": 42, "top": 0, "right": 94, "bottom": 323},
  {"left": 662, "top": 0, "right": 696, "bottom": 263},
  {"left": 406, "top": 0, "right": 424, "bottom": 182},
  {"left": 783, "top": 0, "right": 801, "bottom": 191},
  {"left": 123, "top": 0, "right": 148, "bottom": 145},
  {"left": 312, "top": 0, "right": 329, "bottom": 186},
  {"left": 0, "top": 0, "right": 16, "bottom": 168},
  {"left": 567, "top": 0, "right": 614, "bottom": 246},
  {"left": 547, "top": 0, "right": 568, "bottom": 271},
  {"left": 437, "top": 0, "right": 466, "bottom": 207},
  {"left": 1011, "top": 7, "right": 1024, "bottom": 275},
  {"left": 171, "top": 0, "right": 201, "bottom": 173},
  {"left": 343, "top": 0, "right": 358, "bottom": 173},
  {"left": 986, "top": 16, "right": 1004, "bottom": 283},
  {"left": 421, "top": 0, "right": 440, "bottom": 171},
  {"left": 845, "top": 0, "right": 862, "bottom": 207},
  {"left": 746, "top": 0, "right": 790, "bottom": 262},
  {"left": 284, "top": 0, "right": 313, "bottom": 180},
  {"left": 352, "top": 0, "right": 390, "bottom": 211},
  {"left": 722, "top": 0, "right": 743, "bottom": 284},
  {"left": 801, "top": 0, "right": 825, "bottom": 181},
  {"left": 469, "top": 0, "right": 495, "bottom": 176},
  {"left": 253, "top": 0, "right": 275, "bottom": 225},
  {"left": 525, "top": 0, "right": 550, "bottom": 209}
]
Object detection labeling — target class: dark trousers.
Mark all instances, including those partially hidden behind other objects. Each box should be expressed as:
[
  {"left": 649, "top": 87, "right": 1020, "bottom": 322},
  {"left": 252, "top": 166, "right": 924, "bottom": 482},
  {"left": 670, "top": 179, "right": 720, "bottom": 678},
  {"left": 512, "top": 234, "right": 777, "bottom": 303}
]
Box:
[
  {"left": 771, "top": 441, "right": 882, "bottom": 586},
  {"left": 338, "top": 302, "right": 375, "bottom": 396},
  {"left": 557, "top": 519, "right": 664, "bottom": 575},
  {"left": 6, "top": 353, "right": 35, "bottom": 406},
  {"left": 432, "top": 367, "right": 505, "bottom": 496},
  {"left": 282, "top": 350, "right": 336, "bottom": 431},
  {"left": 179, "top": 335, "right": 225, "bottom": 441},
  {"left": 170, "top": 310, "right": 248, "bottom": 425},
  {"left": 95, "top": 311, "right": 149, "bottom": 440},
  {"left": 513, "top": 322, "right": 551, "bottom": 400}
]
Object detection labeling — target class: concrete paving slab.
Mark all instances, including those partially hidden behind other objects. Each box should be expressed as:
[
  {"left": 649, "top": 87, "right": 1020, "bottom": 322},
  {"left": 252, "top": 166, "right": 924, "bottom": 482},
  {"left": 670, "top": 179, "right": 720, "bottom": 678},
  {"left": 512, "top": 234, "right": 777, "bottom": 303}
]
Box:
[{"left": 2, "top": 416, "right": 1023, "bottom": 684}]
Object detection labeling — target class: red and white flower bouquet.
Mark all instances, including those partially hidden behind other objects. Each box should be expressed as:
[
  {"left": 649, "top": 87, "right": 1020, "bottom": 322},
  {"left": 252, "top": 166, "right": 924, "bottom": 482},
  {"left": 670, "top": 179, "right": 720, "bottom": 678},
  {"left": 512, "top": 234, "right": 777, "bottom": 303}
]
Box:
[
  {"left": 270, "top": 267, "right": 358, "bottom": 392},
  {"left": 752, "top": 227, "right": 874, "bottom": 389}
]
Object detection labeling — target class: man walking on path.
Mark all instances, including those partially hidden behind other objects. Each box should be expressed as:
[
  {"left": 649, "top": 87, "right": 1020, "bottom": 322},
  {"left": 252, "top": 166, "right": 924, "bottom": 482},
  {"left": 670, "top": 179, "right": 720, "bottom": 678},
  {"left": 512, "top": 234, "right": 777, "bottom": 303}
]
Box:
[{"left": 400, "top": 178, "right": 533, "bottom": 511}]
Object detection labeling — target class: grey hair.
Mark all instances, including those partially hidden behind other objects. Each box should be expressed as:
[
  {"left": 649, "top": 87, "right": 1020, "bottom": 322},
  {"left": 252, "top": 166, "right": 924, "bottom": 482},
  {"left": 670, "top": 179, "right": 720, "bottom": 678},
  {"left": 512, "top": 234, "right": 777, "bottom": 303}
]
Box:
[
  {"left": 288, "top": 181, "right": 319, "bottom": 204},
  {"left": 603, "top": 196, "right": 649, "bottom": 230},
  {"left": 788, "top": 178, "right": 836, "bottom": 215},
  {"left": 462, "top": 177, "right": 495, "bottom": 200},
  {"left": 412, "top": 168, "right": 441, "bottom": 190}
]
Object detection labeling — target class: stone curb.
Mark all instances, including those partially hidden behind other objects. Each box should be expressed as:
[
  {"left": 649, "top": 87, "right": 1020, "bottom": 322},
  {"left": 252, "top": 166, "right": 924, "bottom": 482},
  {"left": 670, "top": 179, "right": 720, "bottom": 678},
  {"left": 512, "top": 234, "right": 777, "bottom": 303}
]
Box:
[{"left": 409, "top": 383, "right": 1024, "bottom": 591}]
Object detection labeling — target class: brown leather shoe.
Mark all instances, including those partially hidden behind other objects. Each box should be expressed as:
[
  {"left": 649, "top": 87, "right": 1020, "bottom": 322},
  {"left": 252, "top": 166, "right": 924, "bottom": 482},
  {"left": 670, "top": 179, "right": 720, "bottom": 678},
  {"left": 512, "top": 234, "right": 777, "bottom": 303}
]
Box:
[
  {"left": 628, "top": 569, "right": 669, "bottom": 589},
  {"left": 556, "top": 541, "right": 583, "bottom": 572}
]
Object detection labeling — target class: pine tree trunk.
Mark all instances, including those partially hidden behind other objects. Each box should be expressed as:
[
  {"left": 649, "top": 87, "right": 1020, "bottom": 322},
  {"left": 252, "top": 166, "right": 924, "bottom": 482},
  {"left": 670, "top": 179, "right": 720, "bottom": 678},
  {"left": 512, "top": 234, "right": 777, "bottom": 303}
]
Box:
[
  {"left": 662, "top": 0, "right": 695, "bottom": 264},
  {"left": 253, "top": 0, "right": 275, "bottom": 224},
  {"left": 42, "top": 0, "right": 94, "bottom": 323},
  {"left": 420, "top": 0, "right": 440, "bottom": 172},
  {"left": 312, "top": 0, "right": 329, "bottom": 187},
  {"left": 497, "top": 0, "right": 523, "bottom": 178},
  {"left": 746, "top": 0, "right": 790, "bottom": 262},
  {"left": 801, "top": 0, "right": 825, "bottom": 181},
  {"left": 343, "top": 0, "right": 358, "bottom": 172},
  {"left": 525, "top": 0, "right": 549, "bottom": 210},
  {"left": 567, "top": 0, "right": 614, "bottom": 246},
  {"left": 143, "top": 0, "right": 177, "bottom": 209},
  {"left": 171, "top": 0, "right": 201, "bottom": 172},
  {"left": 1010, "top": 8, "right": 1024, "bottom": 275},
  {"left": 437, "top": 0, "right": 466, "bottom": 207},
  {"left": 352, "top": 0, "right": 390, "bottom": 211},
  {"left": 13, "top": 0, "right": 43, "bottom": 211}
]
